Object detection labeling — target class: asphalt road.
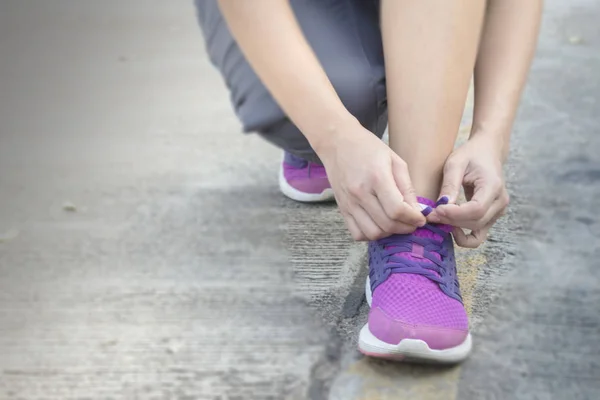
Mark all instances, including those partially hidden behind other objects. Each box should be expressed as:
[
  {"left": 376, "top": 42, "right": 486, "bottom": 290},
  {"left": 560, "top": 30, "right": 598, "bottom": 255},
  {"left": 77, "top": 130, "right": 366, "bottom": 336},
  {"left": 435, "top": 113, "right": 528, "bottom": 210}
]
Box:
[{"left": 0, "top": 1, "right": 598, "bottom": 399}]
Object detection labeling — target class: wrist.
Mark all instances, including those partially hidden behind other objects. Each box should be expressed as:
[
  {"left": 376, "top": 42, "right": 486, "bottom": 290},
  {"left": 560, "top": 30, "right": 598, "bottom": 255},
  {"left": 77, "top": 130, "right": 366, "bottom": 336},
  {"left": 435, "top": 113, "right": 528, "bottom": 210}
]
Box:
[
  {"left": 469, "top": 128, "right": 509, "bottom": 163},
  {"left": 305, "top": 112, "right": 361, "bottom": 157}
]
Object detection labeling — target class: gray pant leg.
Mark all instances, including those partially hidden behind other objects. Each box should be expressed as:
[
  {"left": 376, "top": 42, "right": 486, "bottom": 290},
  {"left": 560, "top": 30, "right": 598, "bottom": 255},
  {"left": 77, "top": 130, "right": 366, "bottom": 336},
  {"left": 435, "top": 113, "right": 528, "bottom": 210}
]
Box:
[{"left": 194, "top": 0, "right": 386, "bottom": 163}]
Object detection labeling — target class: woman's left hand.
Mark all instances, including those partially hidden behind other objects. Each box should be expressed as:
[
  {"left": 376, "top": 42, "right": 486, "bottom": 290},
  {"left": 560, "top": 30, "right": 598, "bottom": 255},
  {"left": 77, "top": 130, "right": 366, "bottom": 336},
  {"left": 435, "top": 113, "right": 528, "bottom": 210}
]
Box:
[{"left": 427, "top": 135, "right": 510, "bottom": 248}]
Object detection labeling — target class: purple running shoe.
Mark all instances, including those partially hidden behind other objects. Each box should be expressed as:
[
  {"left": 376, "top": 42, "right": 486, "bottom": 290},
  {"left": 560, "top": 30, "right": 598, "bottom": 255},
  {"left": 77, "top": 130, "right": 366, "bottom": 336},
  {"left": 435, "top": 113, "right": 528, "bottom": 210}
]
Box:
[
  {"left": 359, "top": 198, "right": 471, "bottom": 363},
  {"left": 279, "top": 152, "right": 335, "bottom": 203}
]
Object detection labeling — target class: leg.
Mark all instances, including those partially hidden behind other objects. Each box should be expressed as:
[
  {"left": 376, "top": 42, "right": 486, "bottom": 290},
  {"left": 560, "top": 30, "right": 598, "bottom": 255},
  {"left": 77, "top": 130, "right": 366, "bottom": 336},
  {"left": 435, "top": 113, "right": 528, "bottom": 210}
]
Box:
[
  {"left": 195, "top": 0, "right": 387, "bottom": 163},
  {"left": 358, "top": 0, "right": 486, "bottom": 364},
  {"left": 381, "top": 0, "right": 485, "bottom": 200}
]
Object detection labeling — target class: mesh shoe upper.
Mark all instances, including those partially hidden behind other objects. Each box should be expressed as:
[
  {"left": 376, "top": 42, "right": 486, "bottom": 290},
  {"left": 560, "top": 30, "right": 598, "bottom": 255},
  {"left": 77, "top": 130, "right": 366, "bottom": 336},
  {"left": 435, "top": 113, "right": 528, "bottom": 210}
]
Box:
[
  {"left": 368, "top": 221, "right": 469, "bottom": 349},
  {"left": 282, "top": 152, "right": 331, "bottom": 194}
]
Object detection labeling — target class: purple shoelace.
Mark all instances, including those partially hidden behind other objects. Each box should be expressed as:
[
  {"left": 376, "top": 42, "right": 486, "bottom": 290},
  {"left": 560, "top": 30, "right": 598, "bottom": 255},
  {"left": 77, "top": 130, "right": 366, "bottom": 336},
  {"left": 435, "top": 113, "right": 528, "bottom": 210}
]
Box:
[{"left": 370, "top": 224, "right": 461, "bottom": 302}]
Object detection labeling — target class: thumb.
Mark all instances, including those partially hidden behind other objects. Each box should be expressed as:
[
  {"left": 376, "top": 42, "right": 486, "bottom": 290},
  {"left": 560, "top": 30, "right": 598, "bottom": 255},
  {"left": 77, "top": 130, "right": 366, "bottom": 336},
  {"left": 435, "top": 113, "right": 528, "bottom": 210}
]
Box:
[
  {"left": 391, "top": 156, "right": 421, "bottom": 212},
  {"left": 438, "top": 157, "right": 467, "bottom": 205}
]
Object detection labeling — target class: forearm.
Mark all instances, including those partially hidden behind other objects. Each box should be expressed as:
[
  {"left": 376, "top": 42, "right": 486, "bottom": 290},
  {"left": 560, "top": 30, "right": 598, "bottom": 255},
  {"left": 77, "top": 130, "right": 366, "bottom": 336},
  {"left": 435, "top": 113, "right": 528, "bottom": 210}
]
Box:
[
  {"left": 217, "top": 0, "right": 356, "bottom": 152},
  {"left": 471, "top": 0, "right": 543, "bottom": 160}
]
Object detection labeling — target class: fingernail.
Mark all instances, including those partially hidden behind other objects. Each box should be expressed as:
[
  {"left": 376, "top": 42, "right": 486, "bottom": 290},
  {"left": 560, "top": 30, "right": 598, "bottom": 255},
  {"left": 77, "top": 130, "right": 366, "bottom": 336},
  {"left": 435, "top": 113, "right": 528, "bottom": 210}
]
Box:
[
  {"left": 436, "top": 196, "right": 449, "bottom": 206},
  {"left": 421, "top": 206, "right": 433, "bottom": 217}
]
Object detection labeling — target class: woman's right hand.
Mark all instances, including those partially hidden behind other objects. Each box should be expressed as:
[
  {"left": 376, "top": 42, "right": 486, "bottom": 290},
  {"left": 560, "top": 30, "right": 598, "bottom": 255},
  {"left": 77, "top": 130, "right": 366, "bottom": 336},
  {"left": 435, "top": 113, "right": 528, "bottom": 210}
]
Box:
[
  {"left": 218, "top": 0, "right": 422, "bottom": 238},
  {"left": 316, "top": 121, "right": 426, "bottom": 241}
]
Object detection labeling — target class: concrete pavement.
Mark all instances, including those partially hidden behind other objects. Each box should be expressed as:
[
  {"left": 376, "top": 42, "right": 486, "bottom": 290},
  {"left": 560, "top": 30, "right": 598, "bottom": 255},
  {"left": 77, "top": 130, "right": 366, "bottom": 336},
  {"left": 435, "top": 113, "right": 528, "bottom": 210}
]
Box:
[{"left": 0, "top": 1, "right": 598, "bottom": 399}]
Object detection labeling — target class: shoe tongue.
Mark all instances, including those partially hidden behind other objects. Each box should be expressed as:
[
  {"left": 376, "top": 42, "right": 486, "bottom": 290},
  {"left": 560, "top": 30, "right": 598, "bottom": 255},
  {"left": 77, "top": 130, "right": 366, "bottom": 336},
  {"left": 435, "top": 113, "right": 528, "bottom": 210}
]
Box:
[
  {"left": 393, "top": 229, "right": 445, "bottom": 288},
  {"left": 412, "top": 224, "right": 452, "bottom": 242},
  {"left": 415, "top": 196, "right": 453, "bottom": 243},
  {"left": 385, "top": 197, "right": 453, "bottom": 288},
  {"left": 413, "top": 226, "right": 443, "bottom": 242},
  {"left": 418, "top": 196, "right": 437, "bottom": 208},
  {"left": 394, "top": 196, "right": 453, "bottom": 268}
]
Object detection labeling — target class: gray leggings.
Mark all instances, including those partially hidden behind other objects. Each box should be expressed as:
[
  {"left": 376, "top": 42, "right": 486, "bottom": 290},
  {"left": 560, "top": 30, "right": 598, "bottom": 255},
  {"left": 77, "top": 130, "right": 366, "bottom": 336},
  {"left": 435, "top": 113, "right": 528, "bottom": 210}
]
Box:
[{"left": 194, "top": 0, "right": 387, "bottom": 162}]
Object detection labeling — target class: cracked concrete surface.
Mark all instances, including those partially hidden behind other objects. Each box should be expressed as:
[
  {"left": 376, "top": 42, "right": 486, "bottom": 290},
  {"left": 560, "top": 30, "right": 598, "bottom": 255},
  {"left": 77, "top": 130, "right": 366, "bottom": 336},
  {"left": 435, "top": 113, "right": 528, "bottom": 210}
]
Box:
[{"left": 0, "top": 1, "right": 599, "bottom": 399}]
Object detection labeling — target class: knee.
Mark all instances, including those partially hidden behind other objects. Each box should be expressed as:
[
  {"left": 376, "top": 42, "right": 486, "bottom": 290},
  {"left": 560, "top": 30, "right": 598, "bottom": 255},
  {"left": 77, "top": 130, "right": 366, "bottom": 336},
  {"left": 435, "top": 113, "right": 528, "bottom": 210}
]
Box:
[{"left": 329, "top": 65, "right": 386, "bottom": 131}]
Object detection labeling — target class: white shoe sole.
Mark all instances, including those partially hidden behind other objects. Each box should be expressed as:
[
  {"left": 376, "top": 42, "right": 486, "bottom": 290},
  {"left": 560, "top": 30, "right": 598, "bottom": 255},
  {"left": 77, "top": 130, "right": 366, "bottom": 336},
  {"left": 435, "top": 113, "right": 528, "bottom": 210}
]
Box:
[
  {"left": 359, "top": 276, "right": 472, "bottom": 363},
  {"left": 278, "top": 165, "right": 335, "bottom": 203}
]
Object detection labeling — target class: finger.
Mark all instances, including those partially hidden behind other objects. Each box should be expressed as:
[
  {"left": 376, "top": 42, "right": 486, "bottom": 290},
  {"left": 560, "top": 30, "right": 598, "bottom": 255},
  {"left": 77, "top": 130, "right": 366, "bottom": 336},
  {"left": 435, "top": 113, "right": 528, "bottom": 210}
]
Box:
[
  {"left": 437, "top": 199, "right": 499, "bottom": 230},
  {"left": 371, "top": 196, "right": 420, "bottom": 234},
  {"left": 433, "top": 181, "right": 500, "bottom": 226},
  {"left": 451, "top": 190, "right": 509, "bottom": 246},
  {"left": 452, "top": 226, "right": 489, "bottom": 249},
  {"left": 434, "top": 188, "right": 508, "bottom": 230},
  {"left": 427, "top": 158, "right": 467, "bottom": 221},
  {"left": 351, "top": 205, "right": 384, "bottom": 241},
  {"left": 342, "top": 211, "right": 366, "bottom": 241},
  {"left": 452, "top": 227, "right": 470, "bottom": 247},
  {"left": 374, "top": 178, "right": 426, "bottom": 227},
  {"left": 390, "top": 157, "right": 426, "bottom": 225},
  {"left": 370, "top": 167, "right": 424, "bottom": 226},
  {"left": 438, "top": 156, "right": 468, "bottom": 205},
  {"left": 362, "top": 194, "right": 395, "bottom": 232},
  {"left": 363, "top": 194, "right": 417, "bottom": 234},
  {"left": 473, "top": 195, "right": 508, "bottom": 230},
  {"left": 437, "top": 198, "right": 506, "bottom": 234}
]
